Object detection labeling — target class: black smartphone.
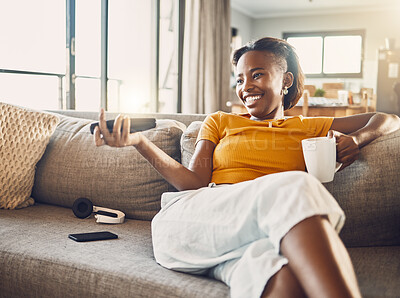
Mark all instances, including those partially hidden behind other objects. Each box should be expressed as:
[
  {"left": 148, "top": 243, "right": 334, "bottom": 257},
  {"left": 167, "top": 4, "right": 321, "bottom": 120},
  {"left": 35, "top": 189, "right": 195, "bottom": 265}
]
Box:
[
  {"left": 90, "top": 118, "right": 156, "bottom": 134},
  {"left": 68, "top": 231, "right": 118, "bottom": 242}
]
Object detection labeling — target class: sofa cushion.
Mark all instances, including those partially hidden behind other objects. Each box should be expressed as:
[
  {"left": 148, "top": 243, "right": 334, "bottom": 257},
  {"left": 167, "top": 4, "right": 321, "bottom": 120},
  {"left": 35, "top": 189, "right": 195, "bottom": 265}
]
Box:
[
  {"left": 1, "top": 205, "right": 397, "bottom": 298},
  {"left": 32, "top": 114, "right": 185, "bottom": 220},
  {"left": 326, "top": 129, "right": 400, "bottom": 247},
  {"left": 0, "top": 204, "right": 230, "bottom": 298},
  {"left": 347, "top": 246, "right": 400, "bottom": 297},
  {"left": 0, "top": 102, "right": 59, "bottom": 209},
  {"left": 181, "top": 121, "right": 203, "bottom": 168}
]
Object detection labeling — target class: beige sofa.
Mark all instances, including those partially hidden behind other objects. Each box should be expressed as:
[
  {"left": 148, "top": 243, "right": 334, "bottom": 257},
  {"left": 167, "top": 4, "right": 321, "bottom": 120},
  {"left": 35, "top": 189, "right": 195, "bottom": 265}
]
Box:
[{"left": 0, "top": 110, "right": 399, "bottom": 298}]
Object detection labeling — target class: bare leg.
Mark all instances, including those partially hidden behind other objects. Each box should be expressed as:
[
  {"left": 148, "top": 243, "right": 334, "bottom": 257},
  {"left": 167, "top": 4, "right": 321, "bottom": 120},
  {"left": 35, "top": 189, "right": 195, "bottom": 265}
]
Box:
[
  {"left": 279, "top": 215, "right": 361, "bottom": 298},
  {"left": 262, "top": 265, "right": 306, "bottom": 298}
]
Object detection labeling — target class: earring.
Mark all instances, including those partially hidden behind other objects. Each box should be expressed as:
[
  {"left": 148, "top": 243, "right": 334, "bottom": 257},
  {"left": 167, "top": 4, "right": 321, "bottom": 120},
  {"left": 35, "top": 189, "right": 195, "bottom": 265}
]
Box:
[{"left": 283, "top": 86, "right": 289, "bottom": 95}]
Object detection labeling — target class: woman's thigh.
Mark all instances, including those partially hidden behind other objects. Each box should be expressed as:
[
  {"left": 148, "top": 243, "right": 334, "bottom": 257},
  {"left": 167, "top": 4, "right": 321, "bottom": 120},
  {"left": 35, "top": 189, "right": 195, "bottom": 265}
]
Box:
[{"left": 151, "top": 171, "right": 344, "bottom": 273}]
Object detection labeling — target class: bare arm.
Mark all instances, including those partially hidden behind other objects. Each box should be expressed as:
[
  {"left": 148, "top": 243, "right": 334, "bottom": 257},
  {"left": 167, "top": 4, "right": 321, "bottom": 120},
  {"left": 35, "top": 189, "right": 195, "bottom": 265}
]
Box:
[
  {"left": 134, "top": 136, "right": 215, "bottom": 190},
  {"left": 329, "top": 112, "right": 400, "bottom": 170},
  {"left": 94, "top": 110, "right": 215, "bottom": 191}
]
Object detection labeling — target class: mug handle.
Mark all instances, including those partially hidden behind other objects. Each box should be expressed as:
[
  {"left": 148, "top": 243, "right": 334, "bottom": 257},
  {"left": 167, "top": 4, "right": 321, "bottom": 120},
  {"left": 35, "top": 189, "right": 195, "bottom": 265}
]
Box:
[{"left": 332, "top": 136, "right": 342, "bottom": 172}]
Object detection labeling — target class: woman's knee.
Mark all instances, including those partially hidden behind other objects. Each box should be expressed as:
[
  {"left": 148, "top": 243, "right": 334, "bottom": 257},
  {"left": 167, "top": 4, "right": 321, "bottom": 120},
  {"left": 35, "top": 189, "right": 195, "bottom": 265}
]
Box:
[{"left": 261, "top": 265, "right": 306, "bottom": 298}]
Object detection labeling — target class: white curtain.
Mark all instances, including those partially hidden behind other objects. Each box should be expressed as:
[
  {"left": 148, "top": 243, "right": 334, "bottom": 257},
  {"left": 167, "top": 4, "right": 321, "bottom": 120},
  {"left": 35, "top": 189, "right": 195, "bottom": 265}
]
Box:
[{"left": 181, "top": 0, "right": 231, "bottom": 114}]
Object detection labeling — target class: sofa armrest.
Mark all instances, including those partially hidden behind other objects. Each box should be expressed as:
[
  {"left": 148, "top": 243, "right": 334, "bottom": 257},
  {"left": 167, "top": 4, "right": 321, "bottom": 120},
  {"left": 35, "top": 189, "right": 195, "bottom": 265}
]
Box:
[{"left": 325, "top": 129, "right": 400, "bottom": 247}]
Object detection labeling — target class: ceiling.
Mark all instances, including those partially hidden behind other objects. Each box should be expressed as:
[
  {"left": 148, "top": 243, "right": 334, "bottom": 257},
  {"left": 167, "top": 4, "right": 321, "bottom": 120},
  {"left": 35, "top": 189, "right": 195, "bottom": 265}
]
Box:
[{"left": 230, "top": 0, "right": 400, "bottom": 18}]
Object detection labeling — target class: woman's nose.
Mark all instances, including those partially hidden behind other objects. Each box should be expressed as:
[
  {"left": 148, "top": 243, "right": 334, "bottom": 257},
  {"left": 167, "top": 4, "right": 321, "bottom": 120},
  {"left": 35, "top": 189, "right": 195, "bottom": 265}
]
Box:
[{"left": 242, "top": 79, "right": 253, "bottom": 92}]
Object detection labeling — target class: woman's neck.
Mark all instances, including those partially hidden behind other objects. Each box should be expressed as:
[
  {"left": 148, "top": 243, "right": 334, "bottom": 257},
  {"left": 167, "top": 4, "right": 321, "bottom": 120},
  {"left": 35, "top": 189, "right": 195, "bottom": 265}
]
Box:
[{"left": 249, "top": 109, "right": 285, "bottom": 121}]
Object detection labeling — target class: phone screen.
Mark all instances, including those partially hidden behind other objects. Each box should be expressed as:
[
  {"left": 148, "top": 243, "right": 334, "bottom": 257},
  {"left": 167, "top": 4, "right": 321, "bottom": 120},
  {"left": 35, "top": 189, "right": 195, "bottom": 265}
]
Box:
[{"left": 68, "top": 231, "right": 118, "bottom": 242}]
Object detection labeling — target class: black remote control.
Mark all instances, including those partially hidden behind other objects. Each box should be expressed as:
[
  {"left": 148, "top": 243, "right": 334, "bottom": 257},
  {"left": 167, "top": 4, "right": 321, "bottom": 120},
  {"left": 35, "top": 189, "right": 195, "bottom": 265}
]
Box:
[{"left": 90, "top": 118, "right": 156, "bottom": 134}]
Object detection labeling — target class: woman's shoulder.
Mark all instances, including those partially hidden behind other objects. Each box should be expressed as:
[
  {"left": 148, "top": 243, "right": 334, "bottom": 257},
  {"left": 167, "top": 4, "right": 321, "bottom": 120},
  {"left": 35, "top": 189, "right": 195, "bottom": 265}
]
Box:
[
  {"left": 212, "top": 111, "right": 249, "bottom": 117},
  {"left": 294, "top": 115, "right": 334, "bottom": 136},
  {"left": 300, "top": 115, "right": 334, "bottom": 125},
  {"left": 278, "top": 116, "right": 333, "bottom": 132},
  {"left": 206, "top": 111, "right": 251, "bottom": 121}
]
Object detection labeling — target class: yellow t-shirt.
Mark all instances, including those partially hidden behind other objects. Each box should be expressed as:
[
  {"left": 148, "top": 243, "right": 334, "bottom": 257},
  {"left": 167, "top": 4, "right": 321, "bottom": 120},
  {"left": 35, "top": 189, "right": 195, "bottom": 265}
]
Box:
[{"left": 196, "top": 111, "right": 334, "bottom": 184}]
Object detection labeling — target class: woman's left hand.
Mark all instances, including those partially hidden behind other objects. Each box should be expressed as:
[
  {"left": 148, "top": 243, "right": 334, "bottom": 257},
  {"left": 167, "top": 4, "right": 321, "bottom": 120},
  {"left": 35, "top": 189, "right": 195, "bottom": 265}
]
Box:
[{"left": 327, "top": 130, "right": 360, "bottom": 171}]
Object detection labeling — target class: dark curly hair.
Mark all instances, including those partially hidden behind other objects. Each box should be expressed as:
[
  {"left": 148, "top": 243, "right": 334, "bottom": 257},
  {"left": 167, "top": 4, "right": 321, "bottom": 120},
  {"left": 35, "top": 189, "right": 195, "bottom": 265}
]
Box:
[{"left": 232, "top": 37, "right": 305, "bottom": 111}]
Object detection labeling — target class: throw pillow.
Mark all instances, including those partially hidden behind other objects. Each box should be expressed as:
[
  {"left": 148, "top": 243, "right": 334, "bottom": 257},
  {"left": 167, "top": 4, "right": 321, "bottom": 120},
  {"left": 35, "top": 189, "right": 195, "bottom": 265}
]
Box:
[
  {"left": 180, "top": 121, "right": 203, "bottom": 168},
  {"left": 32, "top": 114, "right": 186, "bottom": 220},
  {"left": 0, "top": 102, "right": 60, "bottom": 209}
]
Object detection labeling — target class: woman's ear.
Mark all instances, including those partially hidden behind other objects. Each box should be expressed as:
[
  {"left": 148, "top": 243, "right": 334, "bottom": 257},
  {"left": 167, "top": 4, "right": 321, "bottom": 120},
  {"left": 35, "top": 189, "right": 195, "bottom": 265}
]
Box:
[{"left": 283, "top": 72, "right": 294, "bottom": 88}]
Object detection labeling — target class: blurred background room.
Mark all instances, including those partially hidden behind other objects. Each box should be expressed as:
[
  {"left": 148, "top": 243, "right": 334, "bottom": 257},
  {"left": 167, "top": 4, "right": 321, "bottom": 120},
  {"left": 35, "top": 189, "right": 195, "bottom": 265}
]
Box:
[{"left": 1, "top": 0, "right": 399, "bottom": 116}]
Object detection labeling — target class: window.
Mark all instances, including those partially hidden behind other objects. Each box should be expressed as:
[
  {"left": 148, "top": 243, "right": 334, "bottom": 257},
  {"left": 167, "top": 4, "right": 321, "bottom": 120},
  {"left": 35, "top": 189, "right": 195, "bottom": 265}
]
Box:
[
  {"left": 283, "top": 30, "right": 364, "bottom": 78},
  {"left": 0, "top": 0, "right": 182, "bottom": 113},
  {"left": 0, "top": 0, "right": 65, "bottom": 109},
  {"left": 108, "top": 0, "right": 154, "bottom": 113},
  {"left": 158, "top": 0, "right": 180, "bottom": 113},
  {"left": 75, "top": 0, "right": 101, "bottom": 111}
]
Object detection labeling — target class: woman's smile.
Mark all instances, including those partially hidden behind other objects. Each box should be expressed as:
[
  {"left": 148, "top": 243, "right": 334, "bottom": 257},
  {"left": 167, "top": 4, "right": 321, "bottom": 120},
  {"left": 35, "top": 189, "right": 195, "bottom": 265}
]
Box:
[
  {"left": 243, "top": 94, "right": 263, "bottom": 106},
  {"left": 235, "top": 50, "right": 287, "bottom": 120}
]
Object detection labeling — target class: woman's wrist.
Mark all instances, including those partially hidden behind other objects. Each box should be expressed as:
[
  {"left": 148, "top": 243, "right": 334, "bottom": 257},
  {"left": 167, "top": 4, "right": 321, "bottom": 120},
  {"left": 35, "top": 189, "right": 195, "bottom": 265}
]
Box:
[
  {"left": 349, "top": 131, "right": 369, "bottom": 149},
  {"left": 133, "top": 132, "right": 147, "bottom": 149},
  {"left": 350, "top": 134, "right": 361, "bottom": 148}
]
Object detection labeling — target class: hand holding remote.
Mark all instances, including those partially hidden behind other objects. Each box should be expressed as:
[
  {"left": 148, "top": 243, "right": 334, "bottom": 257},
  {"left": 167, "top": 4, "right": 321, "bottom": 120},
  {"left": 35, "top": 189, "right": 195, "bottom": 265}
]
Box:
[
  {"left": 94, "top": 109, "right": 152, "bottom": 148},
  {"left": 90, "top": 118, "right": 155, "bottom": 134}
]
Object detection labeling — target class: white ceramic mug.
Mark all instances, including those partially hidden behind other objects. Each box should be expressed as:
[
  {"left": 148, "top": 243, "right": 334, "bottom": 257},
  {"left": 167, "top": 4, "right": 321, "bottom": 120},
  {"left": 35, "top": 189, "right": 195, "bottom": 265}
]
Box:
[{"left": 301, "top": 136, "right": 341, "bottom": 183}]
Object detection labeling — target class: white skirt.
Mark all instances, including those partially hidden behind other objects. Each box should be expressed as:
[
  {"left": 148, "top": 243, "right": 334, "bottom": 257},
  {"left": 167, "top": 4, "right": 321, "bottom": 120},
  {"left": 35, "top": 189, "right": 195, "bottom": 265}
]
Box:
[{"left": 151, "top": 171, "right": 345, "bottom": 298}]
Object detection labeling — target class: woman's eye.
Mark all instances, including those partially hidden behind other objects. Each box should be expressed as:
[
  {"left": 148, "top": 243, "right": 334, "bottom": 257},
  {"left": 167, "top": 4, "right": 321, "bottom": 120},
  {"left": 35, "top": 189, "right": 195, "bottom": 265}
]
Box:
[
  {"left": 236, "top": 79, "right": 243, "bottom": 84},
  {"left": 253, "top": 73, "right": 262, "bottom": 79}
]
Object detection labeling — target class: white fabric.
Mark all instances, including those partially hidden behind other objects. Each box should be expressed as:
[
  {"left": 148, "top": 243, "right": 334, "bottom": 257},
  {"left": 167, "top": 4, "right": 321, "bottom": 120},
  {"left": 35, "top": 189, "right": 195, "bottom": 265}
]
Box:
[{"left": 151, "top": 171, "right": 345, "bottom": 298}]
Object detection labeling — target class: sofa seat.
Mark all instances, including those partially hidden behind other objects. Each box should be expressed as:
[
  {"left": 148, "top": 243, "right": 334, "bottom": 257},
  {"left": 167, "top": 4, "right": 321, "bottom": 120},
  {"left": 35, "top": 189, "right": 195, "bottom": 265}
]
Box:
[
  {"left": 0, "top": 204, "right": 229, "bottom": 298},
  {"left": 348, "top": 246, "right": 400, "bottom": 298},
  {"left": 1, "top": 204, "right": 399, "bottom": 298}
]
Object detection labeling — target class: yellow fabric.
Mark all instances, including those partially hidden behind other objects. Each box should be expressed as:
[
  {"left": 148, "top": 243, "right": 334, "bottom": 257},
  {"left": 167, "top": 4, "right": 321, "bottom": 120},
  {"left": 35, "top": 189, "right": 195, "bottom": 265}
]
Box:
[{"left": 196, "top": 111, "right": 334, "bottom": 184}]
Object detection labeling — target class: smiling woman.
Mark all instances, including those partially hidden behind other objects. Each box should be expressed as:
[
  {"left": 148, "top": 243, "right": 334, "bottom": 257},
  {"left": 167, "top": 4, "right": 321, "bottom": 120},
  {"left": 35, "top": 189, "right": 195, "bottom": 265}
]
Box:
[
  {"left": 95, "top": 36, "right": 400, "bottom": 298},
  {"left": 234, "top": 52, "right": 290, "bottom": 119},
  {"left": 232, "top": 37, "right": 304, "bottom": 118}
]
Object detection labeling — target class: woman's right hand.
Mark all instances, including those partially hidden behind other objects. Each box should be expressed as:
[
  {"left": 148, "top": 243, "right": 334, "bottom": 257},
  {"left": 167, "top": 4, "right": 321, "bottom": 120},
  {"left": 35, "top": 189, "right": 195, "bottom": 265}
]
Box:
[
  {"left": 94, "top": 109, "right": 214, "bottom": 191},
  {"left": 94, "top": 109, "right": 142, "bottom": 147}
]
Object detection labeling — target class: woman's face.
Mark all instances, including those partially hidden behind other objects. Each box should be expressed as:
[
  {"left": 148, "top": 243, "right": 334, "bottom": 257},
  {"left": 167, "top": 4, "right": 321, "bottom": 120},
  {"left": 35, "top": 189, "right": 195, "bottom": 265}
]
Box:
[{"left": 235, "top": 50, "right": 291, "bottom": 120}]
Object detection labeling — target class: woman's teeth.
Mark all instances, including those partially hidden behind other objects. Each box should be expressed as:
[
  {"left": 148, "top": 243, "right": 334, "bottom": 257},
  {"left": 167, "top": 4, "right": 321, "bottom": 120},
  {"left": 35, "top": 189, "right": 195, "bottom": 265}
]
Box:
[{"left": 245, "top": 95, "right": 261, "bottom": 105}]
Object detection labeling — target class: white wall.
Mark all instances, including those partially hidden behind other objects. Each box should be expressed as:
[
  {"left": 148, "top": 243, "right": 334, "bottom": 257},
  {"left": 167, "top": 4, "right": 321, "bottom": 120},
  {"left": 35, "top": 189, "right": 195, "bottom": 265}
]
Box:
[
  {"left": 230, "top": 8, "right": 253, "bottom": 47},
  {"left": 231, "top": 7, "right": 400, "bottom": 93}
]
